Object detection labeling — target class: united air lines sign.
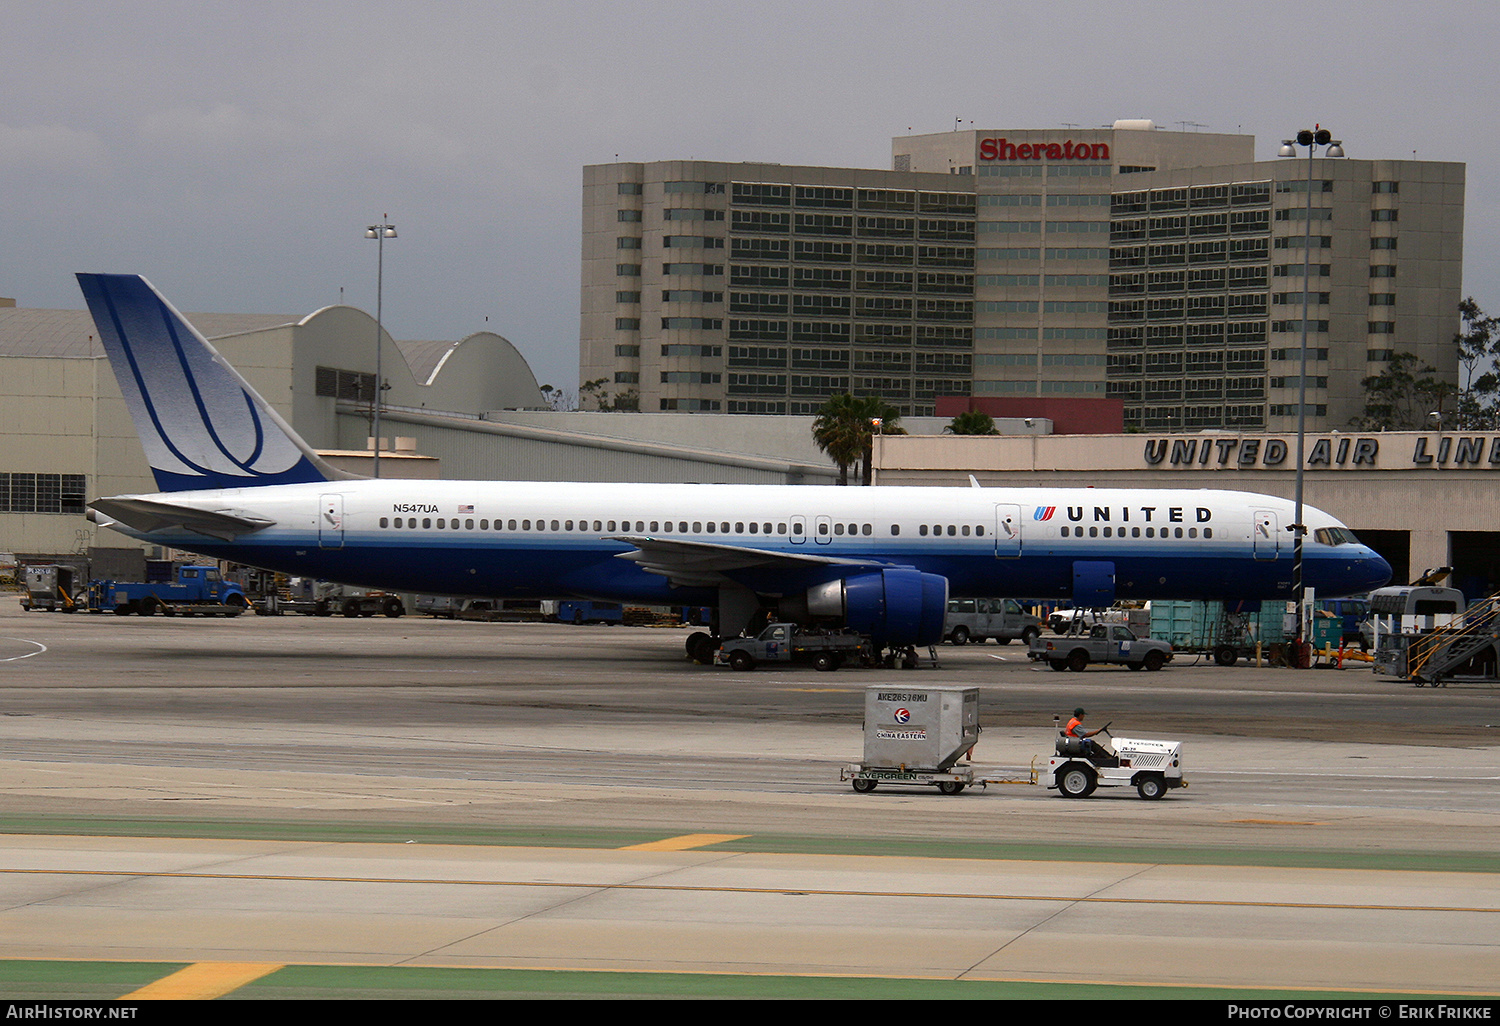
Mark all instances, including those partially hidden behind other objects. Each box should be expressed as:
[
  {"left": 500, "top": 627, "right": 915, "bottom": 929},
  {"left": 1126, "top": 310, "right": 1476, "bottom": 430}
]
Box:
[
  {"left": 979, "top": 138, "right": 1110, "bottom": 162},
  {"left": 1141, "top": 434, "right": 1500, "bottom": 470}
]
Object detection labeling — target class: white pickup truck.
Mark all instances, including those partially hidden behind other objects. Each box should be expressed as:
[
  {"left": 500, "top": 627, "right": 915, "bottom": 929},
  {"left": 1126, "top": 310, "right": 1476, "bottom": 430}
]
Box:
[
  {"left": 717, "top": 623, "right": 873, "bottom": 671},
  {"left": 1028, "top": 623, "right": 1173, "bottom": 672}
]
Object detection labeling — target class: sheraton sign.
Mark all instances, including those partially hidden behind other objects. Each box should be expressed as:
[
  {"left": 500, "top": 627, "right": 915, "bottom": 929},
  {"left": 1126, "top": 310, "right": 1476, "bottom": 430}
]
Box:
[
  {"left": 1142, "top": 434, "right": 1500, "bottom": 469},
  {"left": 979, "top": 138, "right": 1110, "bottom": 162}
]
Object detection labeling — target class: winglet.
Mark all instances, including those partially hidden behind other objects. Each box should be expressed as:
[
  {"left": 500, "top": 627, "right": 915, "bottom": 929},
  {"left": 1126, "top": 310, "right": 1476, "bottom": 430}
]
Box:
[{"left": 77, "top": 273, "right": 352, "bottom": 492}]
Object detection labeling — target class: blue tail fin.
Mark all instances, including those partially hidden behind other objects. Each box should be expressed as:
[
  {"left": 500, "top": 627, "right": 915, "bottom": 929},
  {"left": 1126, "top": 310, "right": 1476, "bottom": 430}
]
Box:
[{"left": 78, "top": 273, "right": 345, "bottom": 492}]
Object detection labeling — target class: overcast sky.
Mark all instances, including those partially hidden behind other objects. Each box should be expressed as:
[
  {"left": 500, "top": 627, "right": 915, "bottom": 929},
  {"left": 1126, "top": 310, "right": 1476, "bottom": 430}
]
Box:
[{"left": 4, "top": 1, "right": 1497, "bottom": 392}]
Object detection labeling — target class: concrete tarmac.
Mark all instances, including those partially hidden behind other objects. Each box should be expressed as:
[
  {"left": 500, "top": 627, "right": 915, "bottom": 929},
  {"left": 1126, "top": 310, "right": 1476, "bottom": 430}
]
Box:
[
  {"left": 3, "top": 826, "right": 1497, "bottom": 992},
  {"left": 2, "top": 598, "right": 1499, "bottom": 994}
]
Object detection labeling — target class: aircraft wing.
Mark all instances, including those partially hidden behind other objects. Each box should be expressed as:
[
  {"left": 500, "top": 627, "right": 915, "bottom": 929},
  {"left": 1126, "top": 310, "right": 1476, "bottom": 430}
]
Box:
[
  {"left": 612, "top": 536, "right": 889, "bottom": 589},
  {"left": 89, "top": 497, "right": 277, "bottom": 542}
]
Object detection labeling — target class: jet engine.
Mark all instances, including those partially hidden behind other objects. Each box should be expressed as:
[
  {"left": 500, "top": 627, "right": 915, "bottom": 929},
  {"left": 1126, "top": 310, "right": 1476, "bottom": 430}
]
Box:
[{"left": 798, "top": 568, "right": 948, "bottom": 648}]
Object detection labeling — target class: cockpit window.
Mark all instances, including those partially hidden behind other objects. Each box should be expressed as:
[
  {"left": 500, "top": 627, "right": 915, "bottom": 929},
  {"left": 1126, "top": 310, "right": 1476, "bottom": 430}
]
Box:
[{"left": 1314, "top": 527, "right": 1360, "bottom": 546}]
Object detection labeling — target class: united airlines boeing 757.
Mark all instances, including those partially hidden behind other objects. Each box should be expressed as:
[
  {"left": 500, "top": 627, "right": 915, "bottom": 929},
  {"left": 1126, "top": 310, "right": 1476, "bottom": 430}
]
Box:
[{"left": 77, "top": 273, "right": 1391, "bottom": 656}]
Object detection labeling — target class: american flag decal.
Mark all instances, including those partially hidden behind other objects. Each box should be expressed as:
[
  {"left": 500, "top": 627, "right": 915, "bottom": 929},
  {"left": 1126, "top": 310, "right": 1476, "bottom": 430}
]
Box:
[{"left": 458, "top": 504, "right": 474, "bottom": 514}]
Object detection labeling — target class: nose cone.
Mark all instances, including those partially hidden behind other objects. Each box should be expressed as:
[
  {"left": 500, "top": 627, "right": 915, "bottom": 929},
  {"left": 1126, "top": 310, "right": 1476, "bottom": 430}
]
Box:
[
  {"left": 1359, "top": 548, "right": 1394, "bottom": 592},
  {"left": 1305, "top": 546, "right": 1391, "bottom": 596}
]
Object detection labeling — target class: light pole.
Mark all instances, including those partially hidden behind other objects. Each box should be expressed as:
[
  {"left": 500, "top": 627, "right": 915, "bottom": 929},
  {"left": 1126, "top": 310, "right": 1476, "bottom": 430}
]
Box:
[
  {"left": 1277, "top": 129, "right": 1344, "bottom": 659},
  {"left": 364, "top": 220, "right": 397, "bottom": 478}
]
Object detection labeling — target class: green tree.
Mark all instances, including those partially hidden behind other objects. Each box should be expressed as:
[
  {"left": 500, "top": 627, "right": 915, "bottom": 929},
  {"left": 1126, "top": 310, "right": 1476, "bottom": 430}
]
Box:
[
  {"left": 1354, "top": 298, "right": 1498, "bottom": 431},
  {"left": 538, "top": 383, "right": 575, "bottom": 411},
  {"left": 1455, "top": 298, "right": 1500, "bottom": 429},
  {"left": 944, "top": 410, "right": 999, "bottom": 436},
  {"left": 812, "top": 393, "right": 903, "bottom": 485},
  {"left": 577, "top": 377, "right": 640, "bottom": 412},
  {"left": 1352, "top": 352, "right": 1453, "bottom": 430}
]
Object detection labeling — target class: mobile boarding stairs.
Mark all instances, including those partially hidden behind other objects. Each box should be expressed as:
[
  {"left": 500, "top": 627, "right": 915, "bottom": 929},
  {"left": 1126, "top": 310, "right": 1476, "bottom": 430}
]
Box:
[{"left": 1403, "top": 592, "right": 1500, "bottom": 687}]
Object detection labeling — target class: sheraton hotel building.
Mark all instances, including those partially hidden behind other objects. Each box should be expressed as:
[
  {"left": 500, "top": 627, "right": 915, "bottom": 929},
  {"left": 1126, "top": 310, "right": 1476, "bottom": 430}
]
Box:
[{"left": 581, "top": 122, "right": 1464, "bottom": 432}]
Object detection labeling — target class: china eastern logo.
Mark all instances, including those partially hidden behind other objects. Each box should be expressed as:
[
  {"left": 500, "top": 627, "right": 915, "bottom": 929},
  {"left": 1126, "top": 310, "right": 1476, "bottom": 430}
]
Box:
[{"left": 1033, "top": 506, "right": 1057, "bottom": 521}]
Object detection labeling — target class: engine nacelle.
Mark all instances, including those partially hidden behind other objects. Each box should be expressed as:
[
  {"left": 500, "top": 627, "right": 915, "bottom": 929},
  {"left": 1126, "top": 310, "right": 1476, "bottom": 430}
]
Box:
[{"left": 804, "top": 568, "right": 948, "bottom": 648}]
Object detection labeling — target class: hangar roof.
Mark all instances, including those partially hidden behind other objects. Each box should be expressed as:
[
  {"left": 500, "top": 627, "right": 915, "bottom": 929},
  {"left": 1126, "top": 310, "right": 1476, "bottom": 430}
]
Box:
[
  {"left": 0, "top": 307, "right": 296, "bottom": 358},
  {"left": 0, "top": 307, "right": 495, "bottom": 389}
]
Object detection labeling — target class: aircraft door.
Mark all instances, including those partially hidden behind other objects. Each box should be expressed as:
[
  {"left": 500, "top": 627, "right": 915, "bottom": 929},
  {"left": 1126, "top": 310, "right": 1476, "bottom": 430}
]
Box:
[
  {"left": 995, "top": 504, "right": 1021, "bottom": 558},
  {"left": 1253, "top": 509, "right": 1278, "bottom": 561},
  {"left": 319, "top": 494, "right": 345, "bottom": 549},
  {"left": 1073, "top": 561, "right": 1116, "bottom": 607}
]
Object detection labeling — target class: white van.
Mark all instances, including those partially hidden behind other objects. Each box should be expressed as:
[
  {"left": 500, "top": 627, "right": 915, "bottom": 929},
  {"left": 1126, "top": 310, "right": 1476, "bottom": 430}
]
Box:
[{"left": 944, "top": 598, "right": 1042, "bottom": 646}]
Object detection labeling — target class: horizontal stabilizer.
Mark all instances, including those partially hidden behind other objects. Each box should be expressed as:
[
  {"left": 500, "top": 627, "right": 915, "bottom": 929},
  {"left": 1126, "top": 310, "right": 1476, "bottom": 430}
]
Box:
[{"left": 89, "top": 497, "right": 276, "bottom": 542}]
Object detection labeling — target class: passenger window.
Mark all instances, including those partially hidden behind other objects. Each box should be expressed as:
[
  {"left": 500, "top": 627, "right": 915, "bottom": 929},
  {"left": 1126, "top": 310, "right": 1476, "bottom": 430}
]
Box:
[
  {"left": 961, "top": 525, "right": 970, "bottom": 536},
  {"left": 706, "top": 522, "right": 716, "bottom": 533},
  {"left": 749, "top": 522, "right": 759, "bottom": 534},
  {"left": 919, "top": 525, "right": 929, "bottom": 536},
  {"left": 679, "top": 521, "right": 688, "bottom": 532},
  {"left": 1103, "top": 527, "right": 1112, "bottom": 538},
  {"left": 1132, "top": 527, "right": 1140, "bottom": 538},
  {"left": 466, "top": 519, "right": 474, "bottom": 530},
  {"left": 379, "top": 517, "right": 388, "bottom": 528},
  {"left": 650, "top": 521, "right": 659, "bottom": 532},
  {"left": 721, "top": 523, "right": 729, "bottom": 533},
  {"left": 735, "top": 522, "right": 744, "bottom": 533},
  {"left": 778, "top": 523, "right": 787, "bottom": 534},
  {"left": 407, "top": 518, "right": 416, "bottom": 529},
  {"left": 1089, "top": 527, "right": 1098, "bottom": 538},
  {"left": 863, "top": 524, "right": 871, "bottom": 536},
  {"left": 1174, "top": 528, "right": 1183, "bottom": 538},
  {"left": 891, "top": 525, "right": 900, "bottom": 536},
  {"left": 480, "top": 519, "right": 488, "bottom": 530},
  {"left": 1204, "top": 528, "right": 1212, "bottom": 539},
  {"left": 423, "top": 518, "right": 432, "bottom": 529},
  {"left": 663, "top": 521, "right": 673, "bottom": 532},
  {"left": 1188, "top": 528, "right": 1197, "bottom": 538},
  {"left": 947, "top": 525, "right": 955, "bottom": 536},
  {"left": 437, "top": 518, "right": 446, "bottom": 529},
  {"left": 976, "top": 525, "right": 984, "bottom": 536}
]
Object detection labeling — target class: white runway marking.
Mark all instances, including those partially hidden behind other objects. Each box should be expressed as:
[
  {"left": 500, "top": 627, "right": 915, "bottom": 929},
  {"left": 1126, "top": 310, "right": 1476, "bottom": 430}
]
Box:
[{"left": 0, "top": 638, "right": 48, "bottom": 662}]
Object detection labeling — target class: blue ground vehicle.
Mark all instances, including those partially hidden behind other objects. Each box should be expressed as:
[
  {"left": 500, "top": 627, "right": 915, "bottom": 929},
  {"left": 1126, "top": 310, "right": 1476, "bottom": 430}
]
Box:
[
  {"left": 557, "top": 600, "right": 624, "bottom": 624},
  {"left": 92, "top": 565, "right": 248, "bottom": 616}
]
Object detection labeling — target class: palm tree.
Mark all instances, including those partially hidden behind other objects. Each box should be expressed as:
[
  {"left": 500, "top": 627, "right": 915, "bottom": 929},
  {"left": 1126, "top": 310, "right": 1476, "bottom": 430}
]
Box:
[
  {"left": 945, "top": 410, "right": 999, "bottom": 435},
  {"left": 812, "top": 394, "right": 904, "bottom": 485}
]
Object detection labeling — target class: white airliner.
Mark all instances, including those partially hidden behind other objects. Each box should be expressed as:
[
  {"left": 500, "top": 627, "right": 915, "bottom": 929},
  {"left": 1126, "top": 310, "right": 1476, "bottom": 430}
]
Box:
[{"left": 77, "top": 273, "right": 1391, "bottom": 654}]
